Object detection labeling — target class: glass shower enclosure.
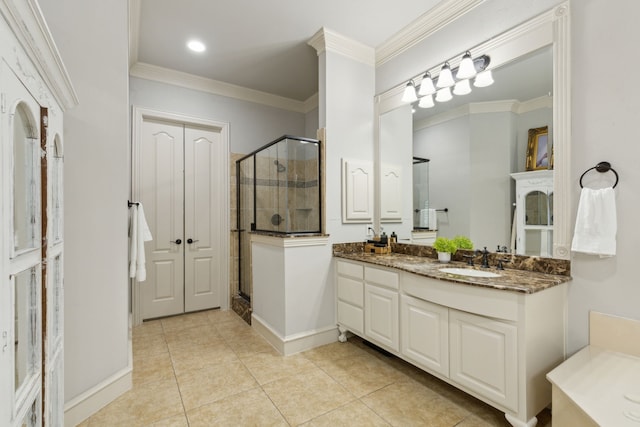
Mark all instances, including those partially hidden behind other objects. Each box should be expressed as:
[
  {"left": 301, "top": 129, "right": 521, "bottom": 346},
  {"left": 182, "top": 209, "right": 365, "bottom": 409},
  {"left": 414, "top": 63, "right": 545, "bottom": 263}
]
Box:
[{"left": 236, "top": 135, "right": 322, "bottom": 301}]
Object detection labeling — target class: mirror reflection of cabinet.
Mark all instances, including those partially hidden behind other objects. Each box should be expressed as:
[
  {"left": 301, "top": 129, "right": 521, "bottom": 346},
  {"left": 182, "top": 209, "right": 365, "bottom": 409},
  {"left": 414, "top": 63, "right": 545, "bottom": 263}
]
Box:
[{"left": 511, "top": 171, "right": 554, "bottom": 257}]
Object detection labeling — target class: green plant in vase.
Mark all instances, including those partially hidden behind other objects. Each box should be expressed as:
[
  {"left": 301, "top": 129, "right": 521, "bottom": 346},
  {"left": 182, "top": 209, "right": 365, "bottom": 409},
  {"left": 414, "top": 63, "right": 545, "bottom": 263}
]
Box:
[
  {"left": 433, "top": 237, "right": 457, "bottom": 263},
  {"left": 452, "top": 235, "right": 474, "bottom": 251}
]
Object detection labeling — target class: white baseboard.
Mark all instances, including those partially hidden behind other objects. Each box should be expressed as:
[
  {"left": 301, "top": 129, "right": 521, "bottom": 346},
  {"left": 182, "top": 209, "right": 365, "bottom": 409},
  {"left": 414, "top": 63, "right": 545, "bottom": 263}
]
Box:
[
  {"left": 64, "top": 361, "right": 132, "bottom": 426},
  {"left": 251, "top": 314, "right": 338, "bottom": 356}
]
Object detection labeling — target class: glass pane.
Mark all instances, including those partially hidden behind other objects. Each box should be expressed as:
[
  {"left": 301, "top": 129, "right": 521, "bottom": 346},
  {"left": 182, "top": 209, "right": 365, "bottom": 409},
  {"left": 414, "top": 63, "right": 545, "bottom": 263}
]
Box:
[
  {"left": 286, "top": 138, "right": 320, "bottom": 234},
  {"left": 14, "top": 266, "right": 39, "bottom": 393},
  {"left": 52, "top": 255, "right": 63, "bottom": 342},
  {"left": 13, "top": 104, "right": 39, "bottom": 253},
  {"left": 412, "top": 158, "right": 430, "bottom": 229},
  {"left": 525, "top": 229, "right": 553, "bottom": 257},
  {"left": 524, "top": 190, "right": 548, "bottom": 225},
  {"left": 52, "top": 136, "right": 63, "bottom": 242}
]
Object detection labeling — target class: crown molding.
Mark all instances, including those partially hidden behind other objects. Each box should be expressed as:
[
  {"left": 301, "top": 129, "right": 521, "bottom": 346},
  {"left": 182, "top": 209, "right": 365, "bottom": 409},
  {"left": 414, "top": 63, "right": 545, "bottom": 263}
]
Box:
[
  {"left": 376, "top": 0, "right": 485, "bottom": 66},
  {"left": 0, "top": 0, "right": 79, "bottom": 109},
  {"left": 130, "top": 62, "right": 318, "bottom": 114},
  {"left": 414, "top": 97, "right": 550, "bottom": 131},
  {"left": 308, "top": 27, "right": 375, "bottom": 66}
]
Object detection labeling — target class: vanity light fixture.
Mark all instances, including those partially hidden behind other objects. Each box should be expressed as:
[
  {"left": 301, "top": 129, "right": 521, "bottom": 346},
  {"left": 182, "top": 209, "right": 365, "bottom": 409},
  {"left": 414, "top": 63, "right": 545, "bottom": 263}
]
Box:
[
  {"left": 435, "top": 87, "right": 453, "bottom": 103},
  {"left": 456, "top": 51, "right": 477, "bottom": 79},
  {"left": 453, "top": 79, "right": 472, "bottom": 96},
  {"left": 436, "top": 63, "right": 455, "bottom": 88},
  {"left": 474, "top": 69, "right": 494, "bottom": 87},
  {"left": 401, "top": 80, "right": 418, "bottom": 103},
  {"left": 419, "top": 94, "right": 435, "bottom": 108},
  {"left": 401, "top": 52, "right": 492, "bottom": 105},
  {"left": 418, "top": 72, "right": 436, "bottom": 96}
]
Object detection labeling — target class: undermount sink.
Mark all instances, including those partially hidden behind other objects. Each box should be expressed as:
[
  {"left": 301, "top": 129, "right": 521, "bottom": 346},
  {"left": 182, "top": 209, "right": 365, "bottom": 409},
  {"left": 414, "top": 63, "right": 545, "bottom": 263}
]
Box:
[{"left": 439, "top": 267, "right": 501, "bottom": 278}]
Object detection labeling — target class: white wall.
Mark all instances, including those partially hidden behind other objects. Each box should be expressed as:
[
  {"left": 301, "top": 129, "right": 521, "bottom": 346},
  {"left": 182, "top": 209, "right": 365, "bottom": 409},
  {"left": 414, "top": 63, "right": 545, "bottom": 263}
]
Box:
[
  {"left": 414, "top": 116, "right": 471, "bottom": 239},
  {"left": 38, "top": 0, "right": 131, "bottom": 405},
  {"left": 379, "top": 104, "right": 413, "bottom": 239},
  {"left": 130, "top": 77, "right": 307, "bottom": 154},
  {"left": 322, "top": 50, "right": 376, "bottom": 242},
  {"left": 384, "top": 0, "right": 640, "bottom": 355},
  {"left": 568, "top": 0, "right": 640, "bottom": 354}
]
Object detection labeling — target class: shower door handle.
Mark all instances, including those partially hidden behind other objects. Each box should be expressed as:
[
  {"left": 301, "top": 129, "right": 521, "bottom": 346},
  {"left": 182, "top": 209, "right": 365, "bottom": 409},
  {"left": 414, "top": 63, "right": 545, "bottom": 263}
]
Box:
[{"left": 187, "top": 238, "right": 199, "bottom": 244}]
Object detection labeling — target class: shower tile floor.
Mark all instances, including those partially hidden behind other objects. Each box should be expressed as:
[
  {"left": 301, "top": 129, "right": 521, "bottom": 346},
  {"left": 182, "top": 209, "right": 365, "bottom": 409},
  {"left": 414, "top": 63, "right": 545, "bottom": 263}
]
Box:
[{"left": 77, "top": 309, "right": 552, "bottom": 426}]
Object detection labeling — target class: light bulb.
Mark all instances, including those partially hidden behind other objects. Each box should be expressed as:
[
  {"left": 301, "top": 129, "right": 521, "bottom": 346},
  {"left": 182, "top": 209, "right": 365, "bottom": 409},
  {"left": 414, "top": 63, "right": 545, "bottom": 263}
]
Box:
[
  {"left": 401, "top": 81, "right": 418, "bottom": 103},
  {"left": 456, "top": 51, "right": 476, "bottom": 79},
  {"left": 435, "top": 87, "right": 453, "bottom": 102},
  {"left": 453, "top": 79, "right": 472, "bottom": 95},
  {"left": 436, "top": 63, "right": 455, "bottom": 88},
  {"left": 418, "top": 72, "right": 436, "bottom": 96},
  {"left": 474, "top": 69, "right": 494, "bottom": 87},
  {"left": 187, "top": 39, "right": 206, "bottom": 53},
  {"left": 418, "top": 95, "right": 435, "bottom": 108}
]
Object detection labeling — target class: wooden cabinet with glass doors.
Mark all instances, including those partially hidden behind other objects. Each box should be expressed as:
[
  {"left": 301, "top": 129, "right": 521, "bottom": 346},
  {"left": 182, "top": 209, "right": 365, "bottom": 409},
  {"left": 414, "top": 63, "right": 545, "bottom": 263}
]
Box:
[{"left": 1, "top": 1, "right": 77, "bottom": 426}]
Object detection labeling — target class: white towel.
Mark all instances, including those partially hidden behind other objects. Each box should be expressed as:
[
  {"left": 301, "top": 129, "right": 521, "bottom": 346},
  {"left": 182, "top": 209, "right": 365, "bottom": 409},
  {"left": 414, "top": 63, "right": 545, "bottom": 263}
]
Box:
[
  {"left": 571, "top": 187, "right": 617, "bottom": 257},
  {"left": 129, "top": 204, "right": 153, "bottom": 281},
  {"left": 419, "top": 209, "right": 429, "bottom": 227},
  {"left": 428, "top": 208, "right": 438, "bottom": 230}
]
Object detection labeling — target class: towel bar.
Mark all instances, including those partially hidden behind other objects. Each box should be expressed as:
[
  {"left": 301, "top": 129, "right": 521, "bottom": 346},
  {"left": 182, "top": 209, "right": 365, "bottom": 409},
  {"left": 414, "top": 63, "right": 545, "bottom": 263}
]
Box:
[{"left": 579, "top": 161, "right": 618, "bottom": 188}]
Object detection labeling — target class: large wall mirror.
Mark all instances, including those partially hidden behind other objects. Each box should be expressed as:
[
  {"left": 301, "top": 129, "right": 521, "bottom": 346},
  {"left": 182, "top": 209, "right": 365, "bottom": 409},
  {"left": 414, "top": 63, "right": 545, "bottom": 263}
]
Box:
[{"left": 375, "top": 4, "right": 570, "bottom": 259}]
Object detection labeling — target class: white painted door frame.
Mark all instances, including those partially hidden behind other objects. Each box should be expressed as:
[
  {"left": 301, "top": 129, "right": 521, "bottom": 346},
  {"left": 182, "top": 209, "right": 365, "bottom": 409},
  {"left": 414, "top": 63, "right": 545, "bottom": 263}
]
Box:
[{"left": 131, "top": 106, "right": 230, "bottom": 325}]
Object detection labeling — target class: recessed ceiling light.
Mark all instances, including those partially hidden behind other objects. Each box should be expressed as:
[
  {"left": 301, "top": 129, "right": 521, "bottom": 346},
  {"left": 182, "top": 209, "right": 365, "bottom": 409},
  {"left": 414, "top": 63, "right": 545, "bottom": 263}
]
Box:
[{"left": 187, "top": 39, "right": 206, "bottom": 53}]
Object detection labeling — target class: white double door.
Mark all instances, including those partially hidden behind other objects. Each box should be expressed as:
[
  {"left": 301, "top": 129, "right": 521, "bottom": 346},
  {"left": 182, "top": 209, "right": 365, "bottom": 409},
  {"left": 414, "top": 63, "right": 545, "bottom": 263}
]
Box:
[{"left": 137, "top": 116, "right": 225, "bottom": 320}]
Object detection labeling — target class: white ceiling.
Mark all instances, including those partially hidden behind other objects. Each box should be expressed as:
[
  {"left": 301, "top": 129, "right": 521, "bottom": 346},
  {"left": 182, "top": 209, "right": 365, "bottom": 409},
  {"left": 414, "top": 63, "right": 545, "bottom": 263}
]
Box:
[{"left": 131, "top": 0, "right": 442, "bottom": 102}]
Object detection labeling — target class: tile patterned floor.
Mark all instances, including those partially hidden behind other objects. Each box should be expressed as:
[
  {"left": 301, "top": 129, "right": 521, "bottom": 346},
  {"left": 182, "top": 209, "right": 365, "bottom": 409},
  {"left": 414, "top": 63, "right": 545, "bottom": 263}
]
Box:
[{"left": 77, "top": 309, "right": 552, "bottom": 426}]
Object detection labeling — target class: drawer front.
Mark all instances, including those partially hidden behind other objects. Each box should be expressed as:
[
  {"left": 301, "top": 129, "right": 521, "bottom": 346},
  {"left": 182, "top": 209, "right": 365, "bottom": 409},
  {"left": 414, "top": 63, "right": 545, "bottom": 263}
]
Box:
[
  {"left": 337, "top": 301, "right": 364, "bottom": 334},
  {"left": 337, "top": 276, "right": 363, "bottom": 307},
  {"left": 365, "top": 265, "right": 399, "bottom": 289},
  {"left": 337, "top": 260, "right": 364, "bottom": 279},
  {"left": 402, "top": 272, "right": 518, "bottom": 321}
]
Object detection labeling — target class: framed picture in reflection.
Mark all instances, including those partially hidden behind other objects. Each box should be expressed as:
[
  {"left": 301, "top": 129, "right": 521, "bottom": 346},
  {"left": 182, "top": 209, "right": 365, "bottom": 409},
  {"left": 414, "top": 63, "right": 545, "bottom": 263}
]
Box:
[{"left": 526, "top": 126, "right": 550, "bottom": 171}]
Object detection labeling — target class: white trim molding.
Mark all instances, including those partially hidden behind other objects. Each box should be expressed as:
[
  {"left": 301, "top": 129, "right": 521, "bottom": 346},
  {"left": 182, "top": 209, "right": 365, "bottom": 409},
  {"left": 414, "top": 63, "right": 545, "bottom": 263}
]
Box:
[
  {"left": 414, "top": 96, "right": 552, "bottom": 131},
  {"left": 0, "top": 0, "right": 78, "bottom": 109},
  {"left": 63, "top": 366, "right": 132, "bottom": 427},
  {"left": 307, "top": 27, "right": 375, "bottom": 67},
  {"left": 130, "top": 62, "right": 318, "bottom": 114},
  {"left": 249, "top": 233, "right": 329, "bottom": 248},
  {"left": 252, "top": 313, "right": 338, "bottom": 356},
  {"left": 376, "top": 0, "right": 485, "bottom": 66}
]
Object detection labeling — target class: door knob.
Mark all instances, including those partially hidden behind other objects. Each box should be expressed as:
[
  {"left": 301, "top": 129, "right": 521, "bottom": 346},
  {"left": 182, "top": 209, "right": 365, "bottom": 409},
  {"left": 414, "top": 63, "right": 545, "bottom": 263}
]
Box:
[
  {"left": 171, "top": 239, "right": 182, "bottom": 245},
  {"left": 187, "top": 238, "right": 199, "bottom": 244}
]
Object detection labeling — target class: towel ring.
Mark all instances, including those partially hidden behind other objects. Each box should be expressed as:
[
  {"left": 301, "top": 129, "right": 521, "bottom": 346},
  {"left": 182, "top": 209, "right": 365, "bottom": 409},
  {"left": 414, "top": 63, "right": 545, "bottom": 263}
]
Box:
[{"left": 579, "top": 161, "right": 619, "bottom": 188}]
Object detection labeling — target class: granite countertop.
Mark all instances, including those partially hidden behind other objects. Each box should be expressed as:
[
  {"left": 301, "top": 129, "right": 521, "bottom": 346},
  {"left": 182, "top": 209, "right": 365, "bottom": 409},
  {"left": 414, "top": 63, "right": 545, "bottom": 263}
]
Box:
[{"left": 333, "top": 251, "right": 571, "bottom": 294}]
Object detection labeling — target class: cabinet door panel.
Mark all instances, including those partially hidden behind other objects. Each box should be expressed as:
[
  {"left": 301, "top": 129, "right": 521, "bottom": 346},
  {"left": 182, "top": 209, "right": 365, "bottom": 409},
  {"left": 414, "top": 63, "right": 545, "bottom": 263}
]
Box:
[
  {"left": 364, "top": 284, "right": 399, "bottom": 351},
  {"left": 337, "top": 276, "right": 363, "bottom": 307},
  {"left": 401, "top": 295, "right": 449, "bottom": 377},
  {"left": 337, "top": 301, "right": 364, "bottom": 334},
  {"left": 450, "top": 310, "right": 518, "bottom": 411}
]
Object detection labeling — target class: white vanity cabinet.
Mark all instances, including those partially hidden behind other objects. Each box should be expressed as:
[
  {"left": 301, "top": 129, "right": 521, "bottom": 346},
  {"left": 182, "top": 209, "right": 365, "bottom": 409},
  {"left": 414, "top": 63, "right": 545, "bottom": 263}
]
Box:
[
  {"left": 334, "top": 256, "right": 567, "bottom": 427},
  {"left": 449, "top": 309, "right": 518, "bottom": 412},
  {"left": 402, "top": 271, "right": 566, "bottom": 427},
  {"left": 336, "top": 260, "right": 365, "bottom": 337},
  {"left": 400, "top": 295, "right": 449, "bottom": 377},
  {"left": 364, "top": 265, "right": 399, "bottom": 352}
]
